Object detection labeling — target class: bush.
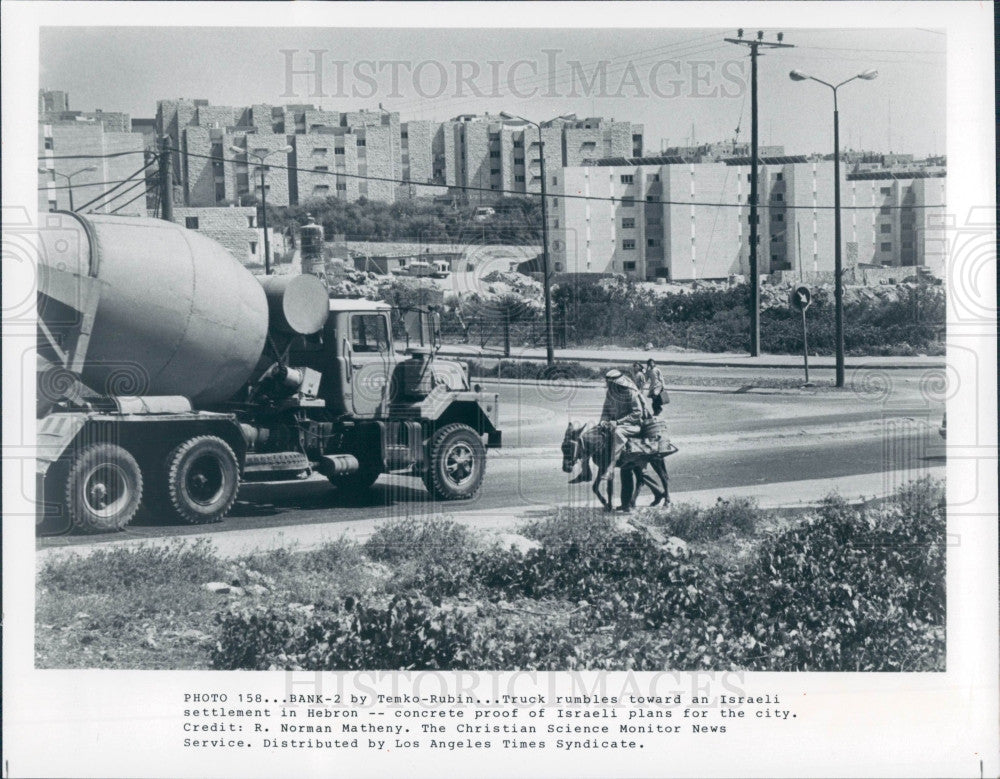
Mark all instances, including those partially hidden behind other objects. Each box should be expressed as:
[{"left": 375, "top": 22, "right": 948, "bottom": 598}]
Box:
[
  {"left": 363, "top": 516, "right": 472, "bottom": 566},
  {"left": 212, "top": 594, "right": 477, "bottom": 670},
  {"left": 648, "top": 498, "right": 762, "bottom": 542},
  {"left": 39, "top": 539, "right": 223, "bottom": 593}
]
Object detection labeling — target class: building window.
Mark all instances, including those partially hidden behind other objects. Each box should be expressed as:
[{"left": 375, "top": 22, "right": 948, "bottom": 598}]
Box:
[
  {"left": 532, "top": 158, "right": 542, "bottom": 165},
  {"left": 357, "top": 138, "right": 366, "bottom": 147},
  {"left": 335, "top": 147, "right": 345, "bottom": 155},
  {"left": 44, "top": 138, "right": 54, "bottom": 150},
  {"left": 401, "top": 130, "right": 408, "bottom": 140},
  {"left": 880, "top": 205, "right": 892, "bottom": 215},
  {"left": 553, "top": 219, "right": 559, "bottom": 228},
  {"left": 513, "top": 140, "right": 523, "bottom": 148},
  {"left": 622, "top": 239, "right": 636, "bottom": 250},
  {"left": 552, "top": 175, "right": 558, "bottom": 185},
  {"left": 771, "top": 254, "right": 779, "bottom": 262},
  {"left": 185, "top": 217, "right": 199, "bottom": 229},
  {"left": 554, "top": 262, "right": 563, "bottom": 272},
  {"left": 880, "top": 223, "right": 892, "bottom": 233},
  {"left": 880, "top": 186, "right": 892, "bottom": 195},
  {"left": 250, "top": 241, "right": 257, "bottom": 254},
  {"left": 313, "top": 185, "right": 330, "bottom": 196},
  {"left": 776, "top": 172, "right": 783, "bottom": 181},
  {"left": 490, "top": 168, "right": 500, "bottom": 175},
  {"left": 620, "top": 174, "right": 634, "bottom": 184},
  {"left": 515, "top": 175, "right": 525, "bottom": 183},
  {"left": 902, "top": 241, "right": 913, "bottom": 249},
  {"left": 880, "top": 242, "right": 892, "bottom": 251},
  {"left": 774, "top": 193, "right": 784, "bottom": 201},
  {"left": 621, "top": 196, "right": 635, "bottom": 207},
  {"left": 336, "top": 182, "right": 347, "bottom": 191},
  {"left": 772, "top": 213, "right": 784, "bottom": 222},
  {"left": 647, "top": 238, "right": 657, "bottom": 247},
  {"left": 650, "top": 174, "right": 660, "bottom": 182},
  {"left": 312, "top": 147, "right": 328, "bottom": 155},
  {"left": 623, "top": 261, "right": 636, "bottom": 270},
  {"left": 514, "top": 156, "right": 524, "bottom": 165},
  {"left": 314, "top": 165, "right": 329, "bottom": 172},
  {"left": 246, "top": 215, "right": 255, "bottom": 227},
  {"left": 771, "top": 234, "right": 783, "bottom": 243},
  {"left": 490, "top": 150, "right": 500, "bottom": 158},
  {"left": 646, "top": 195, "right": 656, "bottom": 202},
  {"left": 622, "top": 218, "right": 635, "bottom": 228}
]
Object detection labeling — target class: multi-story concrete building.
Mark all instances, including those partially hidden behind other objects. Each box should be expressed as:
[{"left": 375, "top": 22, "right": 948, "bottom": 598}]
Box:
[
  {"left": 38, "top": 120, "right": 148, "bottom": 215},
  {"left": 154, "top": 99, "right": 645, "bottom": 207},
  {"left": 551, "top": 156, "right": 946, "bottom": 281}
]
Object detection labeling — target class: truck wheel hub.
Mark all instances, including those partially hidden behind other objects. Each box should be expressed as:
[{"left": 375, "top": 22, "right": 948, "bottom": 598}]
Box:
[
  {"left": 84, "top": 465, "right": 127, "bottom": 515},
  {"left": 186, "top": 455, "right": 224, "bottom": 505},
  {"left": 444, "top": 443, "right": 474, "bottom": 485}
]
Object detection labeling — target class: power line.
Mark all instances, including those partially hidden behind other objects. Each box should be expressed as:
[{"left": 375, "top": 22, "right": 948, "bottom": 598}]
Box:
[
  {"left": 109, "top": 183, "right": 159, "bottom": 215},
  {"left": 88, "top": 176, "right": 155, "bottom": 213},
  {"left": 37, "top": 149, "right": 149, "bottom": 160},
  {"left": 74, "top": 157, "right": 158, "bottom": 212},
  {"left": 37, "top": 176, "right": 155, "bottom": 191},
  {"left": 166, "top": 146, "right": 946, "bottom": 211}
]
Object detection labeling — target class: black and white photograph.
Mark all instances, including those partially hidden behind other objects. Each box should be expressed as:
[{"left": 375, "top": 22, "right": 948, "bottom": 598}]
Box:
[{"left": 3, "top": 2, "right": 996, "bottom": 778}]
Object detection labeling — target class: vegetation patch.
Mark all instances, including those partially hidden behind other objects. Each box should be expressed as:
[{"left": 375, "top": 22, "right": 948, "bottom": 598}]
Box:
[{"left": 38, "top": 480, "right": 945, "bottom": 672}]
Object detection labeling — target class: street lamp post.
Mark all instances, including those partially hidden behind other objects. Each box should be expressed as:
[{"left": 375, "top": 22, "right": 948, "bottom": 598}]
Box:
[
  {"left": 39, "top": 165, "right": 97, "bottom": 212},
  {"left": 789, "top": 68, "right": 877, "bottom": 388},
  {"left": 499, "top": 112, "right": 573, "bottom": 367},
  {"left": 230, "top": 143, "right": 293, "bottom": 275}
]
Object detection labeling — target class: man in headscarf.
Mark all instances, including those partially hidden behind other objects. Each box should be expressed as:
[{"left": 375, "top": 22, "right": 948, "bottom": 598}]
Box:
[{"left": 570, "top": 369, "right": 648, "bottom": 483}]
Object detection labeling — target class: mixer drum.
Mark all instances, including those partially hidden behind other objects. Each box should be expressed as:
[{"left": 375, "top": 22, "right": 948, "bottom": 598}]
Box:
[{"left": 37, "top": 213, "right": 270, "bottom": 406}]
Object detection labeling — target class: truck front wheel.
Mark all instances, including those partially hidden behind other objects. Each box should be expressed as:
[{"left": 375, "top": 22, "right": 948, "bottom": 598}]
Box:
[
  {"left": 424, "top": 423, "right": 486, "bottom": 501},
  {"left": 166, "top": 436, "right": 239, "bottom": 524},
  {"left": 64, "top": 443, "right": 144, "bottom": 533}
]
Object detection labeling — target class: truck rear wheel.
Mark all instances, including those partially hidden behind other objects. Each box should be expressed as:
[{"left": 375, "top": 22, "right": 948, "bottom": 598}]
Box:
[
  {"left": 64, "top": 443, "right": 144, "bottom": 533},
  {"left": 165, "top": 436, "right": 239, "bottom": 524},
  {"left": 424, "top": 423, "right": 486, "bottom": 501}
]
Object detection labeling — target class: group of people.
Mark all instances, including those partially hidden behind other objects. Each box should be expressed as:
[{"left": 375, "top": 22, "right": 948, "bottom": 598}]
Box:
[{"left": 570, "top": 359, "right": 668, "bottom": 484}]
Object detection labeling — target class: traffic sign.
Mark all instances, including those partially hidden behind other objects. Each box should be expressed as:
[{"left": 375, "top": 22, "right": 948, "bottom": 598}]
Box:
[{"left": 790, "top": 285, "right": 812, "bottom": 311}]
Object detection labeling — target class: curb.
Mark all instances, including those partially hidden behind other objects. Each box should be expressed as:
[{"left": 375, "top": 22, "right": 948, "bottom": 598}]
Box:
[
  {"left": 448, "top": 349, "right": 944, "bottom": 371},
  {"left": 475, "top": 375, "right": 830, "bottom": 396}
]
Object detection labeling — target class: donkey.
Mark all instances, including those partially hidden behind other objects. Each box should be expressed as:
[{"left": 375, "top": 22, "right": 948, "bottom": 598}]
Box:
[{"left": 560, "top": 421, "right": 670, "bottom": 511}]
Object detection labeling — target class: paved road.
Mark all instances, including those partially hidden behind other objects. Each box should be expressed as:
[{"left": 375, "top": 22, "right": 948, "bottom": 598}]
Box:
[{"left": 38, "top": 375, "right": 944, "bottom": 550}]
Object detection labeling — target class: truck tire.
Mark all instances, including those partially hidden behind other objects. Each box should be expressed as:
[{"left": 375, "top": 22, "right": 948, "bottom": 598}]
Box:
[
  {"left": 64, "top": 443, "right": 144, "bottom": 533},
  {"left": 165, "top": 436, "right": 239, "bottom": 524},
  {"left": 423, "top": 423, "right": 486, "bottom": 501}
]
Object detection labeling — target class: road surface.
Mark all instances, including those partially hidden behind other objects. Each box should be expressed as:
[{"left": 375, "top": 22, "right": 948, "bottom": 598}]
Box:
[{"left": 37, "top": 373, "right": 944, "bottom": 550}]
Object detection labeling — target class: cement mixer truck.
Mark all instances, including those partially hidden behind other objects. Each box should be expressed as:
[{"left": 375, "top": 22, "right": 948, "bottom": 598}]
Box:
[{"left": 36, "top": 212, "right": 501, "bottom": 534}]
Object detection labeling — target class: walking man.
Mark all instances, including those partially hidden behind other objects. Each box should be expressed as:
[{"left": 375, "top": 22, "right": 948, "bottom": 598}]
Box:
[{"left": 644, "top": 358, "right": 667, "bottom": 416}]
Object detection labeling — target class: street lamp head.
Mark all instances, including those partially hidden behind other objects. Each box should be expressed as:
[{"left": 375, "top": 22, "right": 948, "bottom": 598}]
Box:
[
  {"left": 37, "top": 168, "right": 50, "bottom": 175},
  {"left": 81, "top": 166, "right": 97, "bottom": 173},
  {"left": 858, "top": 69, "right": 879, "bottom": 80},
  {"left": 498, "top": 111, "right": 519, "bottom": 121},
  {"left": 789, "top": 69, "right": 810, "bottom": 81},
  {"left": 229, "top": 145, "right": 245, "bottom": 155},
  {"left": 279, "top": 145, "right": 293, "bottom": 154}
]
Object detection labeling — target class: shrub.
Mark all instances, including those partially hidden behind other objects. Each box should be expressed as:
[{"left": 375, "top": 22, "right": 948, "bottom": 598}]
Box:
[
  {"left": 39, "top": 539, "right": 223, "bottom": 593},
  {"left": 212, "top": 594, "right": 477, "bottom": 670},
  {"left": 363, "top": 516, "right": 472, "bottom": 566},
  {"left": 648, "top": 497, "right": 763, "bottom": 541}
]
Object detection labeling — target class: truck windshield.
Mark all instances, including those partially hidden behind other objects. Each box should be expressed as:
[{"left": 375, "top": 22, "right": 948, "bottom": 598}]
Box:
[{"left": 350, "top": 314, "right": 389, "bottom": 353}]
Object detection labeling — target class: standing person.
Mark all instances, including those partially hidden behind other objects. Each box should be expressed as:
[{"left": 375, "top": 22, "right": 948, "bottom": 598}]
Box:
[
  {"left": 631, "top": 362, "right": 648, "bottom": 393},
  {"left": 644, "top": 358, "right": 667, "bottom": 416}
]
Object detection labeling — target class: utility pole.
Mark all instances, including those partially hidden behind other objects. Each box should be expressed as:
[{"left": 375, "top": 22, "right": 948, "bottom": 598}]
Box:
[
  {"left": 158, "top": 138, "right": 173, "bottom": 222},
  {"left": 725, "top": 30, "right": 793, "bottom": 356}
]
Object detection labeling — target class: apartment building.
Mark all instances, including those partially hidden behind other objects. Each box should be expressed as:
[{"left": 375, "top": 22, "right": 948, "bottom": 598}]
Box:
[
  {"left": 153, "top": 99, "right": 644, "bottom": 207},
  {"left": 37, "top": 120, "right": 148, "bottom": 215},
  {"left": 551, "top": 156, "right": 946, "bottom": 281}
]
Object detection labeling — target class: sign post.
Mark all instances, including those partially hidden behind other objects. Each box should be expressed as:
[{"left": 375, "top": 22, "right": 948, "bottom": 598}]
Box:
[{"left": 789, "top": 285, "right": 813, "bottom": 387}]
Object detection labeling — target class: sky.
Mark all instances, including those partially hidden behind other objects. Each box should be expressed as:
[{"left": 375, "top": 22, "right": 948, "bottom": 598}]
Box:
[{"left": 39, "top": 26, "right": 946, "bottom": 157}]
